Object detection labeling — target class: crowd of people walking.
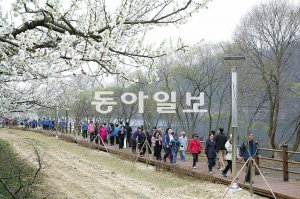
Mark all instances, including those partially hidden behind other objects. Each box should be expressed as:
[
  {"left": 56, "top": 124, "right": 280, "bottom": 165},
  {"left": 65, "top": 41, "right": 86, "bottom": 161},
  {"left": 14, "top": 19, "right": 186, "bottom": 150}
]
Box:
[
  {"left": 81, "top": 121, "right": 257, "bottom": 180},
  {"left": 18, "top": 118, "right": 259, "bottom": 182}
]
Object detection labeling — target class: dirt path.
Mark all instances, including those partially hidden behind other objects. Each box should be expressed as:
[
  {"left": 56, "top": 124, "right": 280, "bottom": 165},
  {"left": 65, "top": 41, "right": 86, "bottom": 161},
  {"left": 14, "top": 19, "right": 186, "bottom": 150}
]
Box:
[{"left": 0, "top": 128, "right": 266, "bottom": 199}]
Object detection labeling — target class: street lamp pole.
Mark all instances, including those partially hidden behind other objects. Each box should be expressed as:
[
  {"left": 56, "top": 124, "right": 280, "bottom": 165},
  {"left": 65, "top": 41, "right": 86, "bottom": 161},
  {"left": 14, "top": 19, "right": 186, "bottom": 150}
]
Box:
[
  {"left": 231, "top": 66, "right": 238, "bottom": 180},
  {"left": 223, "top": 56, "right": 245, "bottom": 181}
]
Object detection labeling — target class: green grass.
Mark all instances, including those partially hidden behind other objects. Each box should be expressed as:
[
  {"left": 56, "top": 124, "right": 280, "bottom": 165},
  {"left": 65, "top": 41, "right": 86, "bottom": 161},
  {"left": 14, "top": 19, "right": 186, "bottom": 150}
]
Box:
[{"left": 0, "top": 139, "right": 38, "bottom": 199}]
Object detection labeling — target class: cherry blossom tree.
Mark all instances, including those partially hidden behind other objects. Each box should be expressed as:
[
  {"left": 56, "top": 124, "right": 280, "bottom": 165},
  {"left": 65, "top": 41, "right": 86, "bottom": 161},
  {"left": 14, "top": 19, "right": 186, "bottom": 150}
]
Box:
[{"left": 0, "top": 0, "right": 210, "bottom": 114}]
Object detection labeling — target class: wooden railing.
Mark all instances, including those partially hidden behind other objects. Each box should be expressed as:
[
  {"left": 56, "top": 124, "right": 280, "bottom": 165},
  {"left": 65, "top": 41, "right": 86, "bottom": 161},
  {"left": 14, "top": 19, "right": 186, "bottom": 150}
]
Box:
[
  {"left": 255, "top": 144, "right": 300, "bottom": 181},
  {"left": 197, "top": 140, "right": 300, "bottom": 181}
]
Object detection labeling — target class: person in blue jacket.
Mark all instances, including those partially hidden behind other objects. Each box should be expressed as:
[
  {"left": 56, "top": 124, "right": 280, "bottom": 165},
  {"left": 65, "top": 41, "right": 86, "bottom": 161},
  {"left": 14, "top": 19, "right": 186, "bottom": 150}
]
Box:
[
  {"left": 170, "top": 134, "right": 180, "bottom": 165},
  {"left": 113, "top": 123, "right": 120, "bottom": 145},
  {"left": 45, "top": 118, "right": 51, "bottom": 130},
  {"left": 239, "top": 132, "right": 259, "bottom": 183},
  {"left": 163, "top": 128, "right": 174, "bottom": 163},
  {"left": 31, "top": 119, "right": 37, "bottom": 128},
  {"left": 59, "top": 119, "right": 66, "bottom": 132},
  {"left": 131, "top": 127, "right": 141, "bottom": 153},
  {"left": 81, "top": 122, "right": 88, "bottom": 138},
  {"left": 108, "top": 124, "right": 115, "bottom": 145}
]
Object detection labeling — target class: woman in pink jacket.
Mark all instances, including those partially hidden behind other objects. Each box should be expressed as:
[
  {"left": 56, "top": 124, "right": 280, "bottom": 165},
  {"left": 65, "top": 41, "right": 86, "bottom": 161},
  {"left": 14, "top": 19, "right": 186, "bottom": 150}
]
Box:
[
  {"left": 98, "top": 123, "right": 108, "bottom": 145},
  {"left": 188, "top": 134, "right": 204, "bottom": 169}
]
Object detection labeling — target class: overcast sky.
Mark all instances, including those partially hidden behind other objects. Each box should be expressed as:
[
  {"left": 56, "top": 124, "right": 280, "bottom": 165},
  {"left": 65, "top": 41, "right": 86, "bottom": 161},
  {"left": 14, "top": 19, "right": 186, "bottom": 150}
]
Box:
[{"left": 146, "top": 0, "right": 266, "bottom": 45}]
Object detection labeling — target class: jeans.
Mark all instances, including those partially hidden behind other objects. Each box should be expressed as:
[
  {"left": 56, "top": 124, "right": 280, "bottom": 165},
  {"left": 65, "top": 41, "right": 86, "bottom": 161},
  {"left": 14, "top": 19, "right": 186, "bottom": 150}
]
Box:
[
  {"left": 180, "top": 150, "right": 186, "bottom": 161},
  {"left": 172, "top": 151, "right": 178, "bottom": 163}
]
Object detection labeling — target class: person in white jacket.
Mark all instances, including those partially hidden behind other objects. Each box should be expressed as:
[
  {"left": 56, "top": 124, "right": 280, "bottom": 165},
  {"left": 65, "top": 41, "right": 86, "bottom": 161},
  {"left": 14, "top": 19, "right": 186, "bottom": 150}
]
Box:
[
  {"left": 179, "top": 131, "right": 188, "bottom": 161},
  {"left": 222, "top": 134, "right": 232, "bottom": 177}
]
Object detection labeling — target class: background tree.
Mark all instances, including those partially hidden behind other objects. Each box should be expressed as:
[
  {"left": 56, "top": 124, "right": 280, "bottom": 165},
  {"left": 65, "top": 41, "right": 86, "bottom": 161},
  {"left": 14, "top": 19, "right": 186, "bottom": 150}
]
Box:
[{"left": 233, "top": 0, "right": 300, "bottom": 149}]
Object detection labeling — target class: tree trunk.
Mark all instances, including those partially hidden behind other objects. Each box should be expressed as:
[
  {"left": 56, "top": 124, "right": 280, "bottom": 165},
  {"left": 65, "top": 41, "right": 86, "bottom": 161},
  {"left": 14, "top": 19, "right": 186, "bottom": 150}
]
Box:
[{"left": 292, "top": 122, "right": 300, "bottom": 152}]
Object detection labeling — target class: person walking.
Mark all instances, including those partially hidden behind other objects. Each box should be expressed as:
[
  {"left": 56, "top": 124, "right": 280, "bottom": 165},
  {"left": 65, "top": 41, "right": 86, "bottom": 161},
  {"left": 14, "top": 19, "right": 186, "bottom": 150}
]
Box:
[
  {"left": 170, "top": 134, "right": 181, "bottom": 165},
  {"left": 138, "top": 129, "right": 146, "bottom": 157},
  {"left": 81, "top": 122, "right": 88, "bottom": 139},
  {"left": 152, "top": 130, "right": 162, "bottom": 160},
  {"left": 118, "top": 126, "right": 127, "bottom": 149},
  {"left": 215, "top": 128, "right": 227, "bottom": 170},
  {"left": 239, "top": 132, "right": 259, "bottom": 183},
  {"left": 113, "top": 123, "right": 120, "bottom": 145},
  {"left": 124, "top": 122, "right": 133, "bottom": 147},
  {"left": 179, "top": 131, "right": 187, "bottom": 161},
  {"left": 205, "top": 133, "right": 217, "bottom": 174},
  {"left": 188, "top": 134, "right": 204, "bottom": 169},
  {"left": 222, "top": 134, "right": 232, "bottom": 177},
  {"left": 163, "top": 128, "right": 174, "bottom": 163},
  {"left": 88, "top": 121, "right": 95, "bottom": 142},
  {"left": 131, "top": 127, "right": 141, "bottom": 153},
  {"left": 108, "top": 124, "right": 115, "bottom": 145},
  {"left": 98, "top": 123, "right": 108, "bottom": 145}
]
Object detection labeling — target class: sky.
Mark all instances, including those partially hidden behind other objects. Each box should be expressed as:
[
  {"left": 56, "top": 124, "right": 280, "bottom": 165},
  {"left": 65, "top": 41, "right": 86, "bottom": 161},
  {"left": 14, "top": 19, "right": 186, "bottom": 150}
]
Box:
[{"left": 146, "top": 0, "right": 265, "bottom": 45}]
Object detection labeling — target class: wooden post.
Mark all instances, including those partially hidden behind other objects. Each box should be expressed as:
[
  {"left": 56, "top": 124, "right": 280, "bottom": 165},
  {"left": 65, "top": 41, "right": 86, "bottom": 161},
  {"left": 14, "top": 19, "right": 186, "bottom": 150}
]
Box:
[
  {"left": 255, "top": 141, "right": 259, "bottom": 175},
  {"left": 282, "top": 144, "right": 288, "bottom": 181}
]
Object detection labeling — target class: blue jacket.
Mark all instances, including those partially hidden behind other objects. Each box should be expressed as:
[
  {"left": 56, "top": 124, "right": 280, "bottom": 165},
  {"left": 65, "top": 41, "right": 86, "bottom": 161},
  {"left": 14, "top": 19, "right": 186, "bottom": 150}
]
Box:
[
  {"left": 31, "top": 120, "right": 37, "bottom": 126},
  {"left": 82, "top": 123, "right": 88, "bottom": 131},
  {"left": 60, "top": 120, "right": 66, "bottom": 127},
  {"left": 239, "top": 140, "right": 257, "bottom": 160},
  {"left": 132, "top": 130, "right": 140, "bottom": 141},
  {"left": 164, "top": 134, "right": 171, "bottom": 147},
  {"left": 113, "top": 127, "right": 120, "bottom": 136}
]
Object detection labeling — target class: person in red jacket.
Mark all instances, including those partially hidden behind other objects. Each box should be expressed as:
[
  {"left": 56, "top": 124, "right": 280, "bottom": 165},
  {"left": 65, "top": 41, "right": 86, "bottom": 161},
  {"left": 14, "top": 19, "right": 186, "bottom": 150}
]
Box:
[
  {"left": 98, "top": 123, "right": 108, "bottom": 145},
  {"left": 188, "top": 134, "right": 204, "bottom": 169}
]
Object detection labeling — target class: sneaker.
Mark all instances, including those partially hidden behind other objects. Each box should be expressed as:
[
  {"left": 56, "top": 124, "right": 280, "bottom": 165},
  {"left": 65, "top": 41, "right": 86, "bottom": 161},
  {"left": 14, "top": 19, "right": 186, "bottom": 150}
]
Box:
[
  {"left": 193, "top": 166, "right": 197, "bottom": 169},
  {"left": 210, "top": 171, "right": 213, "bottom": 174},
  {"left": 173, "top": 163, "right": 176, "bottom": 166},
  {"left": 218, "top": 168, "right": 224, "bottom": 171},
  {"left": 222, "top": 173, "right": 227, "bottom": 178}
]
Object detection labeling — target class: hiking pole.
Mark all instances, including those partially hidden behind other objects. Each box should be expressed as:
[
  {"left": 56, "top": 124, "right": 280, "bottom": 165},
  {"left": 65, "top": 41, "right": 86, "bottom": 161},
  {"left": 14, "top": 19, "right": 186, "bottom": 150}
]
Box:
[
  {"left": 222, "top": 157, "right": 251, "bottom": 199},
  {"left": 130, "top": 140, "right": 147, "bottom": 172},
  {"left": 252, "top": 158, "right": 277, "bottom": 199}
]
